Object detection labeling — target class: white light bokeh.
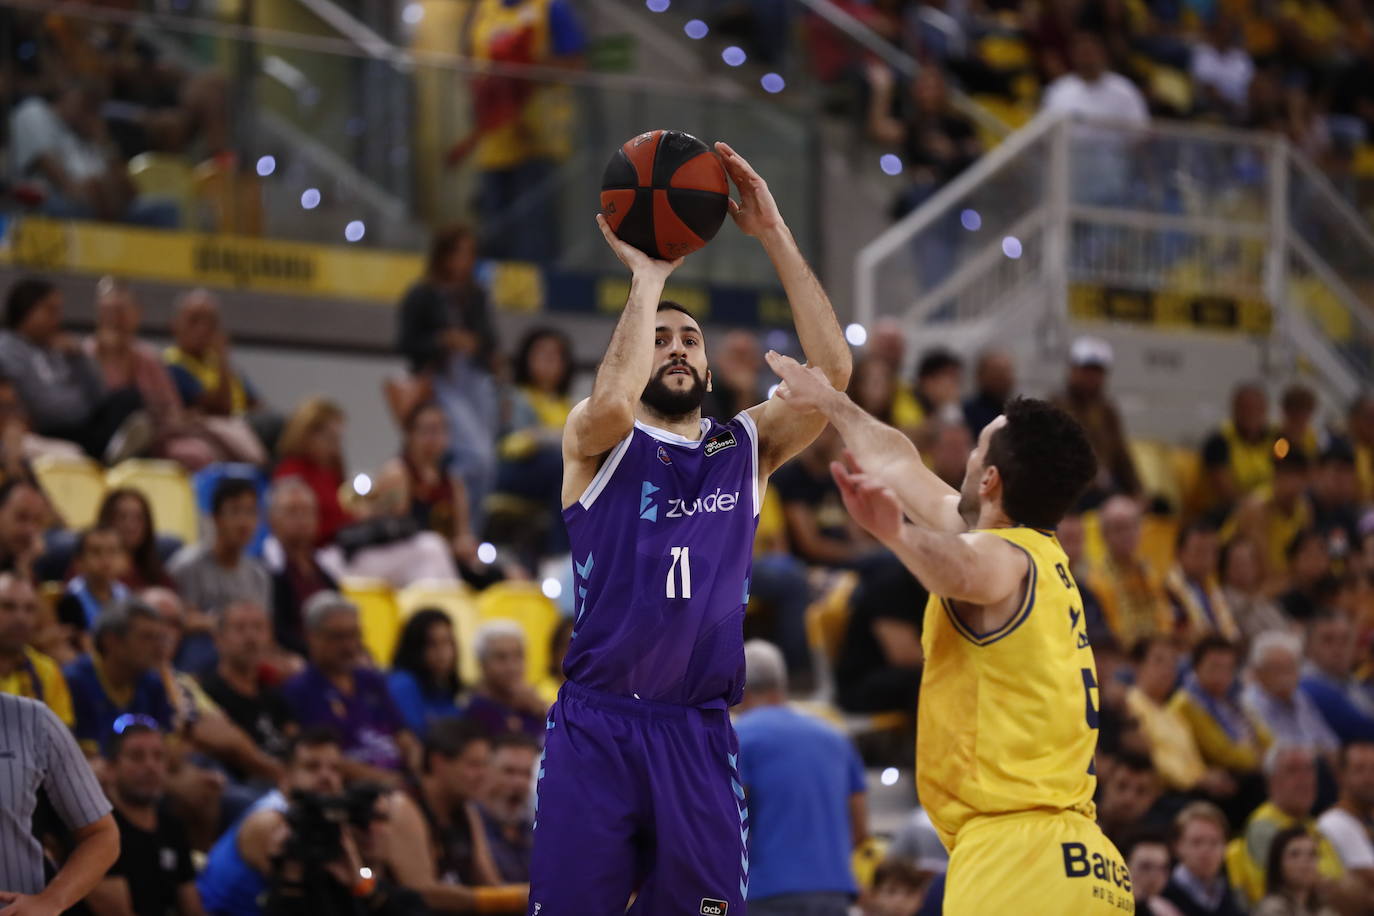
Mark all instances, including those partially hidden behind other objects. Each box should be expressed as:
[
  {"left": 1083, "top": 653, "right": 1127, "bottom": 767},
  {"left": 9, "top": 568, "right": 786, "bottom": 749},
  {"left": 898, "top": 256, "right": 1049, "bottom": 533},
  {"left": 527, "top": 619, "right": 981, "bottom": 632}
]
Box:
[
  {"left": 477, "top": 542, "right": 498, "bottom": 565},
  {"left": 542, "top": 578, "right": 563, "bottom": 599},
  {"left": 881, "top": 767, "right": 900, "bottom": 786},
  {"left": 345, "top": 220, "right": 366, "bottom": 242},
  {"left": 401, "top": 3, "right": 423, "bottom": 24},
  {"left": 352, "top": 473, "right": 372, "bottom": 496},
  {"left": 255, "top": 155, "right": 276, "bottom": 177},
  {"left": 845, "top": 323, "right": 868, "bottom": 346},
  {"left": 879, "top": 154, "right": 903, "bottom": 176},
  {"left": 1002, "top": 236, "right": 1023, "bottom": 259},
  {"left": 300, "top": 188, "right": 321, "bottom": 209}
]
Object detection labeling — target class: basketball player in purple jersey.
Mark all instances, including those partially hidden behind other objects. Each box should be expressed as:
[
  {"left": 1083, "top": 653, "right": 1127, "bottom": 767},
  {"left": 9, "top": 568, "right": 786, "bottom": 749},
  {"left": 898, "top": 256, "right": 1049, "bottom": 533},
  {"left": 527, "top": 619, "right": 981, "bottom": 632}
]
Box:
[{"left": 526, "top": 142, "right": 850, "bottom": 916}]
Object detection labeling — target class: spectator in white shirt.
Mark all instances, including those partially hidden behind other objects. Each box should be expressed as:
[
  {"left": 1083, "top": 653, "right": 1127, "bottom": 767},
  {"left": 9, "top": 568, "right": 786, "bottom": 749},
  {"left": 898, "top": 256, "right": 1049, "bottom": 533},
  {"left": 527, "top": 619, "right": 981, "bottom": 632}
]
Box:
[
  {"left": 1191, "top": 16, "right": 1254, "bottom": 120},
  {"left": 1316, "top": 740, "right": 1374, "bottom": 896}
]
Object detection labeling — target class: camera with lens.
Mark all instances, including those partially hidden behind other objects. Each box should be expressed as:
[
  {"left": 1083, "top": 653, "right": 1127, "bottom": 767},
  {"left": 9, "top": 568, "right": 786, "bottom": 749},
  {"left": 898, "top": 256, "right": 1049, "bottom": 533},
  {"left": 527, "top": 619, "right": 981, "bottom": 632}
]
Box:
[{"left": 279, "top": 784, "right": 385, "bottom": 866}]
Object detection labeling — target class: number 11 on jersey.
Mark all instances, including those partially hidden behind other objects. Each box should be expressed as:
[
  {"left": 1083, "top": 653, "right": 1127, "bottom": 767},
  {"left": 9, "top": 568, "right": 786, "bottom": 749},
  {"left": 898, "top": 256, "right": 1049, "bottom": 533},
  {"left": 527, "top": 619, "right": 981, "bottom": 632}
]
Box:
[{"left": 667, "top": 546, "right": 692, "bottom": 599}]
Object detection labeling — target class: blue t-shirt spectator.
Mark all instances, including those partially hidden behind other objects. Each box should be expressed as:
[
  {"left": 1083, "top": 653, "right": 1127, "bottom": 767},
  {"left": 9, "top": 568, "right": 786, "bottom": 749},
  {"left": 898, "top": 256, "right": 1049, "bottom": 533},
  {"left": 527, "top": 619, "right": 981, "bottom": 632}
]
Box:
[
  {"left": 735, "top": 704, "right": 866, "bottom": 902},
  {"left": 63, "top": 653, "right": 175, "bottom": 755},
  {"left": 386, "top": 668, "right": 462, "bottom": 738},
  {"left": 1300, "top": 668, "right": 1374, "bottom": 743}
]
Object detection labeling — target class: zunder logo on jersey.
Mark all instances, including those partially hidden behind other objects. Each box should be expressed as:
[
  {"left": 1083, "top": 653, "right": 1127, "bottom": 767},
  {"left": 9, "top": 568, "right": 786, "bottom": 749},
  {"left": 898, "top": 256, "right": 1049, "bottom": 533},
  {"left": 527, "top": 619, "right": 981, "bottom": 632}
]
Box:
[{"left": 699, "top": 900, "right": 728, "bottom": 916}]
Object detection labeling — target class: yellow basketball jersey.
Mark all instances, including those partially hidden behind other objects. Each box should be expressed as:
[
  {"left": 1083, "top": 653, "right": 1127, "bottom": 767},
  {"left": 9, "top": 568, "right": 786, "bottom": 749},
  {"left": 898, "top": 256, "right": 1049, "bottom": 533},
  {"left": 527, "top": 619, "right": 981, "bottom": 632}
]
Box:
[{"left": 918, "top": 526, "right": 1100, "bottom": 850}]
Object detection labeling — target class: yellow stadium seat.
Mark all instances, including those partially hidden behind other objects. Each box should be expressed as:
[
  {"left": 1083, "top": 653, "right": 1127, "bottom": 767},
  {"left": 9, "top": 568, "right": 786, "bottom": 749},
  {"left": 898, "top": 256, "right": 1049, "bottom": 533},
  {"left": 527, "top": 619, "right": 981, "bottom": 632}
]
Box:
[
  {"left": 396, "top": 579, "right": 480, "bottom": 685},
  {"left": 475, "top": 582, "right": 561, "bottom": 687},
  {"left": 341, "top": 577, "right": 402, "bottom": 667},
  {"left": 1130, "top": 439, "right": 1184, "bottom": 510},
  {"left": 31, "top": 454, "right": 106, "bottom": 530},
  {"left": 105, "top": 459, "right": 199, "bottom": 544},
  {"left": 128, "top": 153, "right": 194, "bottom": 226},
  {"left": 977, "top": 34, "right": 1032, "bottom": 71}
]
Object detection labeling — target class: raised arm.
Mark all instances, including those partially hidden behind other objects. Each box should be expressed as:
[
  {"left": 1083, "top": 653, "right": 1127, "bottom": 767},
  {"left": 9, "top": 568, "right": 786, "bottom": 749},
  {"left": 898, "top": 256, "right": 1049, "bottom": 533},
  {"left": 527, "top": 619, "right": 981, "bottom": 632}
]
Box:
[
  {"left": 718, "top": 143, "right": 851, "bottom": 476},
  {"left": 767, "top": 350, "right": 964, "bottom": 533}
]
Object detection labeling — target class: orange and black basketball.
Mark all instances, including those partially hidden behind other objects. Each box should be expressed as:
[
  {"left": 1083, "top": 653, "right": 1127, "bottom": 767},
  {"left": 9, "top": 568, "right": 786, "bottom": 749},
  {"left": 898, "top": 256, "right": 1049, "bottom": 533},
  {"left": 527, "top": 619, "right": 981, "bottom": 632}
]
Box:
[{"left": 600, "top": 130, "right": 729, "bottom": 261}]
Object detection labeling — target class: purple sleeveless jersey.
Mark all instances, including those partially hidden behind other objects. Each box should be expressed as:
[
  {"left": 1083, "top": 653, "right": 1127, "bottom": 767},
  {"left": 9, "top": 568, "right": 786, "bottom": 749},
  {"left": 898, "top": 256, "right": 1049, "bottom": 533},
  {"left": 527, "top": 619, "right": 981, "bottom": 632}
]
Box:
[{"left": 562, "top": 413, "right": 761, "bottom": 708}]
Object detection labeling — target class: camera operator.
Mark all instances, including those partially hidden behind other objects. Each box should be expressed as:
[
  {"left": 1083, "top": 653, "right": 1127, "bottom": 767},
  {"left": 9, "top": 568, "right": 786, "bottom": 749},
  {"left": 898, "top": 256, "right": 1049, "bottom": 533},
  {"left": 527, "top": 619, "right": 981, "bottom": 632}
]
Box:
[
  {"left": 198, "top": 728, "right": 423, "bottom": 916},
  {"left": 384, "top": 720, "right": 527, "bottom": 913}
]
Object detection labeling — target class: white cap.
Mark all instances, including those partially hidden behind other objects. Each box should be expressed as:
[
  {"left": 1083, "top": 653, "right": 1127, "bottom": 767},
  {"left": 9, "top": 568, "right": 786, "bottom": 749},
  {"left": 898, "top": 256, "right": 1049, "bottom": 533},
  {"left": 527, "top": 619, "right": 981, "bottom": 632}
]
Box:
[{"left": 1069, "top": 336, "right": 1113, "bottom": 368}]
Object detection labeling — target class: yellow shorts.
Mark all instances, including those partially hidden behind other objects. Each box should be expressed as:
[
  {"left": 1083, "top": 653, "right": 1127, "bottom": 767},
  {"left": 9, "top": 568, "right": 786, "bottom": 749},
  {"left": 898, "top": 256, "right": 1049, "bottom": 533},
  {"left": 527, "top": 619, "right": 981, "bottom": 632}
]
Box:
[{"left": 943, "top": 809, "right": 1133, "bottom": 915}]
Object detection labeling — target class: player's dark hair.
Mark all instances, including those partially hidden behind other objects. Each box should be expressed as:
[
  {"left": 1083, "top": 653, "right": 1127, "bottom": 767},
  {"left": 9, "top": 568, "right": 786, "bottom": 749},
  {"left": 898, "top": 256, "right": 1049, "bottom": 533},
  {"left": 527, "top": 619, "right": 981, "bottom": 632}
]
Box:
[
  {"left": 871, "top": 858, "right": 931, "bottom": 894},
  {"left": 1264, "top": 825, "right": 1317, "bottom": 897},
  {"left": 656, "top": 300, "right": 698, "bottom": 323},
  {"left": 285, "top": 726, "right": 341, "bottom": 765},
  {"left": 1190, "top": 634, "right": 1237, "bottom": 671},
  {"left": 422, "top": 718, "right": 490, "bottom": 774},
  {"left": 915, "top": 347, "right": 962, "bottom": 382},
  {"left": 513, "top": 327, "right": 575, "bottom": 396},
  {"left": 211, "top": 476, "right": 257, "bottom": 516},
  {"left": 1175, "top": 520, "right": 1218, "bottom": 553},
  {"left": 984, "top": 397, "right": 1097, "bottom": 530},
  {"left": 5, "top": 277, "right": 55, "bottom": 330},
  {"left": 391, "top": 608, "right": 462, "bottom": 698}
]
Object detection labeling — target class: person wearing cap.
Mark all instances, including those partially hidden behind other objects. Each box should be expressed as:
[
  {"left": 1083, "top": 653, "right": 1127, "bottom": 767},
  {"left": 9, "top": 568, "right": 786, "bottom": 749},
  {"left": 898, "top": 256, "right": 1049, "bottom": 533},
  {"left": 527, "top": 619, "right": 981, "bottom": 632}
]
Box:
[
  {"left": 279, "top": 591, "right": 418, "bottom": 787},
  {"left": 1051, "top": 337, "right": 1141, "bottom": 502},
  {"left": 1200, "top": 382, "right": 1276, "bottom": 520}
]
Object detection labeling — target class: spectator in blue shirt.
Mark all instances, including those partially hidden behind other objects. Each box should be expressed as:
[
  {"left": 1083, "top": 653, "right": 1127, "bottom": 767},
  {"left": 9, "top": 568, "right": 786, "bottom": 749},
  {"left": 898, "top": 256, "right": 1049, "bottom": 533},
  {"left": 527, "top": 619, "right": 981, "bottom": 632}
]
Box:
[
  {"left": 63, "top": 597, "right": 176, "bottom": 756},
  {"left": 1301, "top": 611, "right": 1374, "bottom": 743},
  {"left": 736, "top": 639, "right": 868, "bottom": 916},
  {"left": 388, "top": 608, "right": 464, "bottom": 738}
]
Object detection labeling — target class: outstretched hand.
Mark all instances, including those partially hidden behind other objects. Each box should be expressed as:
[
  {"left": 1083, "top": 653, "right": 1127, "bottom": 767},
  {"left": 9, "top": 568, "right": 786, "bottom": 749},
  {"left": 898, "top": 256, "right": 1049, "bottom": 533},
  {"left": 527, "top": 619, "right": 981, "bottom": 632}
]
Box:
[
  {"left": 832, "top": 452, "right": 905, "bottom": 543},
  {"left": 765, "top": 349, "right": 838, "bottom": 415},
  {"left": 716, "top": 141, "right": 784, "bottom": 238},
  {"left": 595, "top": 213, "right": 683, "bottom": 282}
]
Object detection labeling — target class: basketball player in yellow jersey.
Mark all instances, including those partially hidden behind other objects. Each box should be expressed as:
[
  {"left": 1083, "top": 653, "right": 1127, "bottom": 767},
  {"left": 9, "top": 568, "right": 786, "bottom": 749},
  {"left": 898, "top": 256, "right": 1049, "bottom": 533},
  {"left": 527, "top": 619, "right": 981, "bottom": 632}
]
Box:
[{"left": 766, "top": 350, "right": 1133, "bottom": 915}]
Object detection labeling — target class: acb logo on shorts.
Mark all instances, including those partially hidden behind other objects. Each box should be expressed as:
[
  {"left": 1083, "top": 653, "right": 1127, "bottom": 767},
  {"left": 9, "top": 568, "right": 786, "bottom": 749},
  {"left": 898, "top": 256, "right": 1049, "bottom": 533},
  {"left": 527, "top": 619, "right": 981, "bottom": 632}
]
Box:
[{"left": 699, "top": 899, "right": 728, "bottom": 915}]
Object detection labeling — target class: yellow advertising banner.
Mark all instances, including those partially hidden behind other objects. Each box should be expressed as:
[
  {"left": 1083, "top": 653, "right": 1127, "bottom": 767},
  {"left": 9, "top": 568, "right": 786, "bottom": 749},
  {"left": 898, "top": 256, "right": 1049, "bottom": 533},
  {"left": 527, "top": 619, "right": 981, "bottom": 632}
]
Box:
[
  {"left": 1069, "top": 284, "right": 1273, "bottom": 335},
  {"left": 0, "top": 217, "right": 423, "bottom": 303}
]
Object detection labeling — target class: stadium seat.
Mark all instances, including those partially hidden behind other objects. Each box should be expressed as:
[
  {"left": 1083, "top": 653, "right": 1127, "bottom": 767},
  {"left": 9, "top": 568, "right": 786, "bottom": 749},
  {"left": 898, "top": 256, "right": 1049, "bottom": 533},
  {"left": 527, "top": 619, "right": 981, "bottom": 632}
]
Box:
[
  {"left": 1129, "top": 439, "right": 1184, "bottom": 511},
  {"left": 396, "top": 579, "right": 480, "bottom": 685},
  {"left": 341, "top": 577, "right": 402, "bottom": 667},
  {"left": 475, "top": 582, "right": 561, "bottom": 688},
  {"left": 976, "top": 34, "right": 1032, "bottom": 71},
  {"left": 32, "top": 454, "right": 106, "bottom": 530},
  {"left": 105, "top": 459, "right": 200, "bottom": 544},
  {"left": 127, "top": 153, "right": 195, "bottom": 226},
  {"left": 191, "top": 463, "right": 269, "bottom": 556}
]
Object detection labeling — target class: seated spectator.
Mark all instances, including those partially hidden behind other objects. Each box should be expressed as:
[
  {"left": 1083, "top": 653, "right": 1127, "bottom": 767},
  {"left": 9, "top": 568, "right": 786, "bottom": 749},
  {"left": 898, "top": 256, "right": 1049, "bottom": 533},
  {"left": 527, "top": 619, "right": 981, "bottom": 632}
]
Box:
[
  {"left": 1096, "top": 751, "right": 1169, "bottom": 847},
  {"left": 1161, "top": 802, "right": 1245, "bottom": 916},
  {"left": 859, "top": 858, "right": 933, "bottom": 916},
  {"left": 736, "top": 640, "right": 867, "bottom": 916},
  {"left": 849, "top": 354, "right": 900, "bottom": 426},
  {"left": 1051, "top": 338, "right": 1141, "bottom": 501},
  {"left": 0, "top": 373, "right": 83, "bottom": 478},
  {"left": 264, "top": 477, "right": 336, "bottom": 656},
  {"left": 1224, "top": 452, "right": 1312, "bottom": 588},
  {"left": 388, "top": 608, "right": 464, "bottom": 738},
  {"left": 395, "top": 226, "right": 500, "bottom": 522},
  {"left": 868, "top": 318, "right": 920, "bottom": 429},
  {"left": 1254, "top": 826, "right": 1339, "bottom": 916},
  {"left": 1300, "top": 612, "right": 1374, "bottom": 743},
  {"left": 465, "top": 620, "right": 547, "bottom": 742},
  {"left": 835, "top": 555, "right": 926, "bottom": 714},
  {"left": 1191, "top": 15, "right": 1255, "bottom": 121},
  {"left": 1277, "top": 384, "right": 1322, "bottom": 462},
  {"left": 1347, "top": 393, "right": 1374, "bottom": 504},
  {"left": 702, "top": 328, "right": 768, "bottom": 421},
  {"left": 64, "top": 597, "right": 175, "bottom": 755},
  {"left": 0, "top": 570, "right": 73, "bottom": 725},
  {"left": 922, "top": 418, "right": 973, "bottom": 491},
  {"left": 1309, "top": 442, "right": 1361, "bottom": 561},
  {"left": 86, "top": 723, "right": 203, "bottom": 916},
  {"left": 98, "top": 487, "right": 175, "bottom": 591},
  {"left": 1126, "top": 637, "right": 1235, "bottom": 798},
  {"left": 280, "top": 591, "right": 416, "bottom": 784},
  {"left": 1281, "top": 531, "right": 1336, "bottom": 623},
  {"left": 1238, "top": 746, "right": 1345, "bottom": 906},
  {"left": 384, "top": 719, "right": 522, "bottom": 909},
  {"left": 1243, "top": 632, "right": 1340, "bottom": 762},
  {"left": 1165, "top": 524, "right": 1240, "bottom": 643},
  {"left": 774, "top": 427, "right": 878, "bottom": 570},
  {"left": 493, "top": 328, "right": 575, "bottom": 555},
  {"left": 1121, "top": 830, "right": 1184, "bottom": 916},
  {"left": 0, "top": 479, "right": 47, "bottom": 580},
  {"left": 163, "top": 289, "right": 270, "bottom": 462},
  {"left": 0, "top": 278, "right": 149, "bottom": 463},
  {"left": 1315, "top": 741, "right": 1374, "bottom": 893},
  {"left": 197, "top": 729, "right": 345, "bottom": 916},
  {"left": 273, "top": 397, "right": 351, "bottom": 545},
  {"left": 1220, "top": 537, "right": 1293, "bottom": 640},
  {"left": 480, "top": 732, "right": 539, "bottom": 883},
  {"left": 1088, "top": 496, "right": 1172, "bottom": 648},
  {"left": 962, "top": 349, "right": 1015, "bottom": 438},
  {"left": 1171, "top": 637, "right": 1270, "bottom": 780},
  {"left": 56, "top": 526, "right": 130, "bottom": 653},
  {"left": 1201, "top": 383, "right": 1275, "bottom": 520},
  {"left": 8, "top": 83, "right": 176, "bottom": 225},
  {"left": 910, "top": 348, "right": 964, "bottom": 428},
  {"left": 199, "top": 601, "right": 296, "bottom": 775},
  {"left": 86, "top": 277, "right": 222, "bottom": 470}
]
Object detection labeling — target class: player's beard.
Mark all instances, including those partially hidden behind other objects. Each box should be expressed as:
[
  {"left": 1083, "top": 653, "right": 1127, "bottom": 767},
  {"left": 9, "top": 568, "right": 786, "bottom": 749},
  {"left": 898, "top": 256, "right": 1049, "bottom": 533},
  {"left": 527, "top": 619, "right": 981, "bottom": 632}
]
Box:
[{"left": 641, "top": 362, "right": 706, "bottom": 420}]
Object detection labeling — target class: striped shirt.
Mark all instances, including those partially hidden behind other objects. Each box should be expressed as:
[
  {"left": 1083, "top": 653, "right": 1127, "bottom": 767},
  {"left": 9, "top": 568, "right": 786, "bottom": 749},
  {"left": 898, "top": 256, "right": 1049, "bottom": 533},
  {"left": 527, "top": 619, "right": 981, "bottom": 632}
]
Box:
[{"left": 0, "top": 693, "right": 111, "bottom": 894}]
